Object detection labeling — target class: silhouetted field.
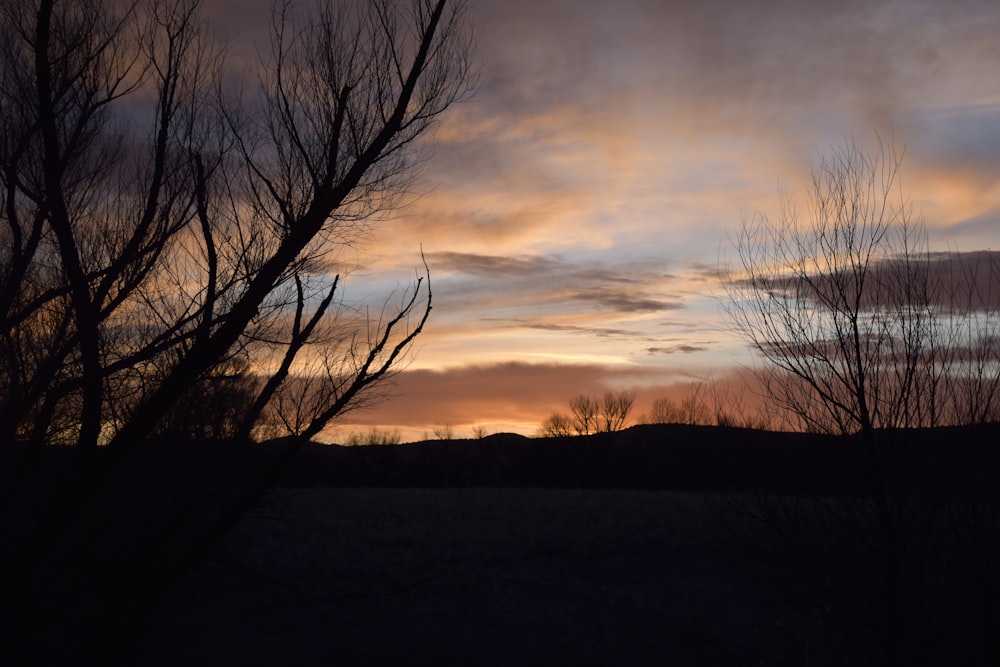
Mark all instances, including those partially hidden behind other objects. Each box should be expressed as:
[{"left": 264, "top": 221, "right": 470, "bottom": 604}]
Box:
[{"left": 4, "top": 423, "right": 1000, "bottom": 665}]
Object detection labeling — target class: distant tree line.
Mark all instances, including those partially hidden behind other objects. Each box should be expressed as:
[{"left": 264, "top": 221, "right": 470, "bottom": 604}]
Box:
[
  {"left": 539, "top": 378, "right": 774, "bottom": 437},
  {"left": 638, "top": 375, "right": 771, "bottom": 430}
]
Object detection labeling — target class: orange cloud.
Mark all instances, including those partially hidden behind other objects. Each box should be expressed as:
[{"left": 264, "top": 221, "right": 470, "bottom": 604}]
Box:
[{"left": 323, "top": 361, "right": 771, "bottom": 443}]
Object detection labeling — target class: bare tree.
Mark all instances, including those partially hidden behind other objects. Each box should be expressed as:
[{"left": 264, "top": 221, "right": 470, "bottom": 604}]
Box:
[
  {"left": 540, "top": 411, "right": 574, "bottom": 437},
  {"left": 433, "top": 424, "right": 455, "bottom": 440},
  {"left": 542, "top": 390, "right": 636, "bottom": 436},
  {"left": 721, "top": 138, "right": 1000, "bottom": 665},
  {"left": 0, "top": 0, "right": 475, "bottom": 451},
  {"left": 0, "top": 2, "right": 475, "bottom": 661},
  {"left": 644, "top": 382, "right": 713, "bottom": 426},
  {"left": 640, "top": 377, "right": 771, "bottom": 430},
  {"left": 343, "top": 427, "right": 402, "bottom": 446},
  {"left": 598, "top": 389, "right": 635, "bottom": 433},
  {"left": 723, "top": 139, "right": 1000, "bottom": 436},
  {"left": 569, "top": 394, "right": 599, "bottom": 435}
]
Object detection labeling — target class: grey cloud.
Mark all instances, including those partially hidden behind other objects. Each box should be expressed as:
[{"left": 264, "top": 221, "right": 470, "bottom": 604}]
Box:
[
  {"left": 428, "top": 251, "right": 562, "bottom": 277},
  {"left": 429, "top": 251, "right": 684, "bottom": 315},
  {"left": 737, "top": 250, "right": 1000, "bottom": 312},
  {"left": 685, "top": 263, "right": 723, "bottom": 284},
  {"left": 946, "top": 208, "right": 1000, "bottom": 242},
  {"left": 517, "top": 322, "right": 641, "bottom": 339},
  {"left": 467, "top": 0, "right": 1000, "bottom": 144},
  {"left": 570, "top": 290, "right": 682, "bottom": 313},
  {"left": 428, "top": 251, "right": 640, "bottom": 288},
  {"left": 429, "top": 251, "right": 643, "bottom": 285},
  {"left": 909, "top": 106, "right": 1000, "bottom": 179},
  {"left": 646, "top": 344, "right": 709, "bottom": 355}
]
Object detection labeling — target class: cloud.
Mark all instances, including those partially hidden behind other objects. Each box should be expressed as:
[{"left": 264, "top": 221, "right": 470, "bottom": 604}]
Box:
[
  {"left": 570, "top": 289, "right": 680, "bottom": 314},
  {"left": 325, "top": 360, "right": 774, "bottom": 440},
  {"left": 370, "top": 0, "right": 1000, "bottom": 292},
  {"left": 515, "top": 322, "right": 641, "bottom": 339},
  {"left": 468, "top": 0, "right": 1000, "bottom": 134},
  {"left": 430, "top": 252, "right": 562, "bottom": 277},
  {"left": 945, "top": 208, "right": 1000, "bottom": 248},
  {"left": 327, "top": 359, "right": 718, "bottom": 436},
  {"left": 646, "top": 345, "right": 709, "bottom": 355},
  {"left": 425, "top": 251, "right": 683, "bottom": 316},
  {"left": 909, "top": 105, "right": 1000, "bottom": 176},
  {"left": 733, "top": 250, "right": 1000, "bottom": 312},
  {"left": 195, "top": 0, "right": 1000, "bottom": 438},
  {"left": 334, "top": 361, "right": 631, "bottom": 433}
]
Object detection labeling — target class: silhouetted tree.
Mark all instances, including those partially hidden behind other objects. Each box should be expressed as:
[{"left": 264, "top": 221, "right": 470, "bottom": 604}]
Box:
[
  {"left": 157, "top": 353, "right": 257, "bottom": 440},
  {"left": 343, "top": 427, "right": 402, "bottom": 446},
  {"left": 644, "top": 383, "right": 713, "bottom": 426},
  {"left": 0, "top": 0, "right": 474, "bottom": 662},
  {"left": 542, "top": 390, "right": 636, "bottom": 436},
  {"left": 640, "top": 376, "right": 771, "bottom": 429},
  {"left": 0, "top": 0, "right": 474, "bottom": 451},
  {"left": 723, "top": 139, "right": 1000, "bottom": 435},
  {"left": 721, "top": 138, "right": 1000, "bottom": 666},
  {"left": 540, "top": 411, "right": 574, "bottom": 437},
  {"left": 569, "top": 394, "right": 600, "bottom": 434},
  {"left": 598, "top": 389, "right": 635, "bottom": 432},
  {"left": 433, "top": 424, "right": 455, "bottom": 440}
]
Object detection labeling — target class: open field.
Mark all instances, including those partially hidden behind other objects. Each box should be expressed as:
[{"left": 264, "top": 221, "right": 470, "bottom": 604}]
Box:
[
  {"left": 134, "top": 488, "right": 814, "bottom": 666},
  {"left": 133, "top": 486, "right": 1000, "bottom": 665}
]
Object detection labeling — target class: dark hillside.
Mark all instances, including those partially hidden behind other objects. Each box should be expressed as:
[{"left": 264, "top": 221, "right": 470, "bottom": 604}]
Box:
[
  {"left": 282, "top": 423, "right": 1000, "bottom": 498},
  {"left": 7, "top": 422, "right": 998, "bottom": 498}
]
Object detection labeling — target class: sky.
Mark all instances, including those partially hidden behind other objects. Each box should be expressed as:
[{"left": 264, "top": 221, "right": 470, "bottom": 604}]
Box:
[{"left": 213, "top": 0, "right": 1000, "bottom": 441}]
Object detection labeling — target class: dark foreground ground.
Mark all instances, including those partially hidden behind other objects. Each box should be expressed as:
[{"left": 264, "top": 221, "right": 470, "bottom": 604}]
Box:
[
  {"left": 134, "top": 489, "right": 799, "bottom": 666},
  {"left": 4, "top": 424, "right": 1000, "bottom": 665}
]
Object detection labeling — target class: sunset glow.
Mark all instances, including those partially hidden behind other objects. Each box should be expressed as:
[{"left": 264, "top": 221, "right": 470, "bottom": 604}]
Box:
[{"left": 209, "top": 0, "right": 1000, "bottom": 441}]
